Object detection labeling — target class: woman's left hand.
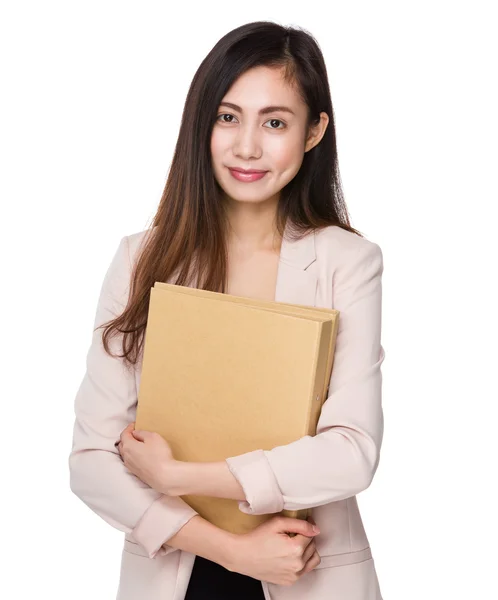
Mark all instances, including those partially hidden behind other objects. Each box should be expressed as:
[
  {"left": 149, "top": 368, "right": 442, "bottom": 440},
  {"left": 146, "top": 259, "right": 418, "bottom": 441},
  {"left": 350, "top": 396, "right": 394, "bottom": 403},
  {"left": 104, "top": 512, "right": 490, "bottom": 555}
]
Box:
[{"left": 117, "top": 422, "right": 178, "bottom": 494}]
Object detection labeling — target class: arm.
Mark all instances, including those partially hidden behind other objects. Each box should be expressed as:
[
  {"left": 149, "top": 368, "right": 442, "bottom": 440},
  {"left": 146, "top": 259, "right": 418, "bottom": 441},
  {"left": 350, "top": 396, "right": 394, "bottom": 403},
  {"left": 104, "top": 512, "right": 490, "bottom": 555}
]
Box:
[
  {"left": 68, "top": 235, "right": 199, "bottom": 559},
  {"left": 164, "top": 460, "right": 248, "bottom": 501},
  {"left": 165, "top": 514, "right": 238, "bottom": 569},
  {"left": 224, "top": 240, "right": 386, "bottom": 515}
]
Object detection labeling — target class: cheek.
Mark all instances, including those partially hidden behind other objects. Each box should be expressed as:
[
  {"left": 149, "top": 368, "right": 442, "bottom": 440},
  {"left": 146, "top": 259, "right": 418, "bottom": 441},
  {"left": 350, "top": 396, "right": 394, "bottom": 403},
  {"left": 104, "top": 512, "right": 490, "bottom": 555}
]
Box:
[
  {"left": 210, "top": 128, "right": 231, "bottom": 158},
  {"left": 210, "top": 135, "right": 219, "bottom": 162},
  {"left": 270, "top": 136, "right": 305, "bottom": 176},
  {"left": 210, "top": 131, "right": 231, "bottom": 177},
  {"left": 210, "top": 137, "right": 222, "bottom": 179}
]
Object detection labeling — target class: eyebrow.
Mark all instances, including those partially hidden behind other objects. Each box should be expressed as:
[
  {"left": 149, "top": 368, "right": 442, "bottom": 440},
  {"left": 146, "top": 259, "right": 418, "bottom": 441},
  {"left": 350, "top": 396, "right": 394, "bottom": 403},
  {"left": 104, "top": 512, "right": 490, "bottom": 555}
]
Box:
[{"left": 219, "top": 101, "right": 296, "bottom": 116}]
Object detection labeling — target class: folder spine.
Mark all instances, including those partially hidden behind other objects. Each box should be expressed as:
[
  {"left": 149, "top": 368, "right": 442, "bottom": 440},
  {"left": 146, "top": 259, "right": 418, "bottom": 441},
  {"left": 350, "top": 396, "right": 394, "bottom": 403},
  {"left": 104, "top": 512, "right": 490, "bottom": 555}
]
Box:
[{"left": 280, "top": 318, "right": 337, "bottom": 523}]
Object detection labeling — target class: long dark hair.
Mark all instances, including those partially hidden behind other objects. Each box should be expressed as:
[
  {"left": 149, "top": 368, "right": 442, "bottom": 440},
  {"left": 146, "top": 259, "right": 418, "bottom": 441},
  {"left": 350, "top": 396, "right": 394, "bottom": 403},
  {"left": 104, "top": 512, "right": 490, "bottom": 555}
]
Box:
[{"left": 101, "top": 20, "right": 363, "bottom": 368}]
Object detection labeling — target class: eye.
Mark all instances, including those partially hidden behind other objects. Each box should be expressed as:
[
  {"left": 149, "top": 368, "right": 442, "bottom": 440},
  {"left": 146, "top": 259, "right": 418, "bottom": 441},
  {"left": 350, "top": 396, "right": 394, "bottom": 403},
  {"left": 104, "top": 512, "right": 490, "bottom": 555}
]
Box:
[
  {"left": 216, "top": 113, "right": 238, "bottom": 124},
  {"left": 216, "top": 114, "right": 286, "bottom": 129},
  {"left": 263, "top": 118, "right": 286, "bottom": 130}
]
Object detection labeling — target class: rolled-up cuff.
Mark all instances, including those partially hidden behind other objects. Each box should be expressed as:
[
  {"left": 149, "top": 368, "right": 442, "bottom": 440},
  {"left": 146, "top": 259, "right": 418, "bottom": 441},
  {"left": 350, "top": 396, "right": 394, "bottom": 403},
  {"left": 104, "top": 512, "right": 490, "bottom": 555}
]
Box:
[
  {"left": 131, "top": 495, "right": 199, "bottom": 559},
  {"left": 225, "top": 449, "right": 284, "bottom": 515}
]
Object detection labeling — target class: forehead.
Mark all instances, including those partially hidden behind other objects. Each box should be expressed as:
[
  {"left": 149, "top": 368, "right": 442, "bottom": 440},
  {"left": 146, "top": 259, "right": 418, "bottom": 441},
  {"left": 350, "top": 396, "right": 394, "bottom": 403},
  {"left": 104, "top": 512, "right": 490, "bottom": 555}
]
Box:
[{"left": 221, "top": 66, "right": 305, "bottom": 113}]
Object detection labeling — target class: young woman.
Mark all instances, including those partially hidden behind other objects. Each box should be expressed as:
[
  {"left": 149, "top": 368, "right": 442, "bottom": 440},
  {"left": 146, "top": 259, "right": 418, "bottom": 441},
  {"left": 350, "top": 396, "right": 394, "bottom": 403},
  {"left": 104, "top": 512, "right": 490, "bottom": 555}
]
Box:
[{"left": 69, "top": 21, "right": 385, "bottom": 600}]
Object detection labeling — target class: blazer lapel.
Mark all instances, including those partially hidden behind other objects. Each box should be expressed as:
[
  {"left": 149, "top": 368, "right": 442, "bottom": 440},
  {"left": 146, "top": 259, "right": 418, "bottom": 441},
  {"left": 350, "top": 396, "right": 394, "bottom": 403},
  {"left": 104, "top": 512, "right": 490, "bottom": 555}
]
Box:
[{"left": 274, "top": 224, "right": 318, "bottom": 307}]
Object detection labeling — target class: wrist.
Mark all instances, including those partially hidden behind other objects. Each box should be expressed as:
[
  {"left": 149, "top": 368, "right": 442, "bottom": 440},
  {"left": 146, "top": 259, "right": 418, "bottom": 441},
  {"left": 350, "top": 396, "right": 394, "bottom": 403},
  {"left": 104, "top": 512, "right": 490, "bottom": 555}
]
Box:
[
  {"left": 160, "top": 460, "right": 187, "bottom": 496},
  {"left": 217, "top": 531, "right": 243, "bottom": 571}
]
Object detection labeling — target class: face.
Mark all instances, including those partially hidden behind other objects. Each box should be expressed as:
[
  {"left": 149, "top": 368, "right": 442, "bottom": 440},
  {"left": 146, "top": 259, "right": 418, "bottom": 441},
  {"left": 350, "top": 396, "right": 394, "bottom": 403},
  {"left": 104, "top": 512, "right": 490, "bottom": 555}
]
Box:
[{"left": 210, "top": 65, "right": 328, "bottom": 207}]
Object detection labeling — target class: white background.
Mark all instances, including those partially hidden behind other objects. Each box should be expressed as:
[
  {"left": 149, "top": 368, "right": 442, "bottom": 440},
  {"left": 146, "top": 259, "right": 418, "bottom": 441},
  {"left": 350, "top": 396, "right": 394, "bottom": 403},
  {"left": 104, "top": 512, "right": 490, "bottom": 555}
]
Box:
[{"left": 1, "top": 1, "right": 497, "bottom": 598}]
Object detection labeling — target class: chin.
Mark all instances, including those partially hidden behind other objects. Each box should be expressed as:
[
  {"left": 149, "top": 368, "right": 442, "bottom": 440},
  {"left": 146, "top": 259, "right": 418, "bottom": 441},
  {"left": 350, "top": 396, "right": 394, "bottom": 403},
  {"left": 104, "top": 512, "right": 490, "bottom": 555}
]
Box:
[
  {"left": 233, "top": 193, "right": 278, "bottom": 205},
  {"left": 226, "top": 193, "right": 267, "bottom": 203}
]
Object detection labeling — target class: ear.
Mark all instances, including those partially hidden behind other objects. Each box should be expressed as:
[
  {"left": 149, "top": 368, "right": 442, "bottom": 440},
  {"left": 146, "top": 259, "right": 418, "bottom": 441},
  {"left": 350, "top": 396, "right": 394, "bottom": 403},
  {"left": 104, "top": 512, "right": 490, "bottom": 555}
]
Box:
[{"left": 304, "top": 112, "right": 330, "bottom": 153}]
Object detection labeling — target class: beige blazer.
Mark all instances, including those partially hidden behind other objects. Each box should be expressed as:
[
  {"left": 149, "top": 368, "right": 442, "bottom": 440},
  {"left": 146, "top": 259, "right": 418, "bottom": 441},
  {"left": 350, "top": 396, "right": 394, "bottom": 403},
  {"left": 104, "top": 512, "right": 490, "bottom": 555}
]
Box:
[{"left": 68, "top": 223, "right": 385, "bottom": 600}]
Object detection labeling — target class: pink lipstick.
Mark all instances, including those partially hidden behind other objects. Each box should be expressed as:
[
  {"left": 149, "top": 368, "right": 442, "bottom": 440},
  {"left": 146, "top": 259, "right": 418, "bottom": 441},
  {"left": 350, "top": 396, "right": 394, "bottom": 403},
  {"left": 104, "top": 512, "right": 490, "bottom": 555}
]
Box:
[{"left": 228, "top": 167, "right": 268, "bottom": 182}]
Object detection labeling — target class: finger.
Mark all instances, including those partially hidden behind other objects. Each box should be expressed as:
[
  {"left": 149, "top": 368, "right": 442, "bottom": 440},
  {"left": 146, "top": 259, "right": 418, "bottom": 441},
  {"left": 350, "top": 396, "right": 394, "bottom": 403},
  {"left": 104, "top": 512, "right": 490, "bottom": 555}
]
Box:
[
  {"left": 298, "top": 550, "right": 321, "bottom": 576},
  {"left": 132, "top": 429, "right": 147, "bottom": 442},
  {"left": 299, "top": 540, "right": 316, "bottom": 565},
  {"left": 290, "top": 534, "right": 314, "bottom": 555},
  {"left": 121, "top": 424, "right": 135, "bottom": 440},
  {"left": 277, "top": 517, "right": 318, "bottom": 538}
]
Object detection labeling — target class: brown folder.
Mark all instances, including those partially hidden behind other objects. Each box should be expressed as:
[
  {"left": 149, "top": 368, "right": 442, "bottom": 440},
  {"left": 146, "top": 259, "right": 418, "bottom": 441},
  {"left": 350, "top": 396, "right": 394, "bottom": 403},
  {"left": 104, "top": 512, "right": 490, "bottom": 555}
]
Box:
[{"left": 135, "top": 282, "right": 340, "bottom": 535}]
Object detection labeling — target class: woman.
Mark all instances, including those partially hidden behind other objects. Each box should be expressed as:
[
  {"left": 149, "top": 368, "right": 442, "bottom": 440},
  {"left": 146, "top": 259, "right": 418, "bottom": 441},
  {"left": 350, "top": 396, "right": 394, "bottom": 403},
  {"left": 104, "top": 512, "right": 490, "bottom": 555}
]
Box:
[{"left": 69, "top": 21, "right": 385, "bottom": 600}]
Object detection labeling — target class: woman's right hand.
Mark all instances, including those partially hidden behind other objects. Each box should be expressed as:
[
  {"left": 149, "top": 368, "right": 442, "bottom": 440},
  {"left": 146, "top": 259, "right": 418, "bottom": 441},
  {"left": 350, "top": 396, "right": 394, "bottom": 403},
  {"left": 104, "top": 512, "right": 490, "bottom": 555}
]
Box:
[{"left": 225, "top": 515, "right": 322, "bottom": 586}]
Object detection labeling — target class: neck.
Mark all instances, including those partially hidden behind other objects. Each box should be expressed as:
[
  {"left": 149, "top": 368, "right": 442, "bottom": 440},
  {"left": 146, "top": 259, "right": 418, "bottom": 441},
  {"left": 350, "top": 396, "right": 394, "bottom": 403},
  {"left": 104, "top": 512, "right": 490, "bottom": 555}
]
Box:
[{"left": 222, "top": 193, "right": 282, "bottom": 253}]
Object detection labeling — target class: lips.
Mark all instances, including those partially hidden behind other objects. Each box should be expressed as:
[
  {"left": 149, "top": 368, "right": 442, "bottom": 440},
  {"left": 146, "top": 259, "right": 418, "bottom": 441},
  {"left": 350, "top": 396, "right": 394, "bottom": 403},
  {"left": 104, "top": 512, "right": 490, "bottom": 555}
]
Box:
[
  {"left": 228, "top": 167, "right": 268, "bottom": 174},
  {"left": 228, "top": 167, "right": 268, "bottom": 182}
]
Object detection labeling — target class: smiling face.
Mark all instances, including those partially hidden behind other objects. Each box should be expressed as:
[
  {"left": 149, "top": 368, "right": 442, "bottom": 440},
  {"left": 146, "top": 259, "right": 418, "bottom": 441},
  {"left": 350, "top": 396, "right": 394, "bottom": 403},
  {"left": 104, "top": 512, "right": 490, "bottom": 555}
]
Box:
[{"left": 210, "top": 65, "right": 329, "bottom": 207}]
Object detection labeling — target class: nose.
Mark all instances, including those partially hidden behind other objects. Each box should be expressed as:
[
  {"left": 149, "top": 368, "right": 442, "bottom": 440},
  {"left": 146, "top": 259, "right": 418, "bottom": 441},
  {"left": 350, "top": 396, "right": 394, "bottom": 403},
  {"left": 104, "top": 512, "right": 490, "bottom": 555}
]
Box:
[{"left": 232, "top": 124, "right": 262, "bottom": 161}]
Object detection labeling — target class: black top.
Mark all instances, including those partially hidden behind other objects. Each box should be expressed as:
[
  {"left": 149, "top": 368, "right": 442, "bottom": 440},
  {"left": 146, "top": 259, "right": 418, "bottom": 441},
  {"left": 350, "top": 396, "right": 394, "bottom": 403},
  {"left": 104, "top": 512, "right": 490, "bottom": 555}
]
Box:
[{"left": 184, "top": 554, "right": 266, "bottom": 600}]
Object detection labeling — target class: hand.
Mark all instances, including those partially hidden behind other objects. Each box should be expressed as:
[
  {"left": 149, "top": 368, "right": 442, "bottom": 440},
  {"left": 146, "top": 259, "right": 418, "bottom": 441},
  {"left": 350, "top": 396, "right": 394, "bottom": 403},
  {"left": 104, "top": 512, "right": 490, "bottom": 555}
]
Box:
[
  {"left": 117, "top": 422, "right": 177, "bottom": 493},
  {"left": 224, "top": 515, "right": 321, "bottom": 586}
]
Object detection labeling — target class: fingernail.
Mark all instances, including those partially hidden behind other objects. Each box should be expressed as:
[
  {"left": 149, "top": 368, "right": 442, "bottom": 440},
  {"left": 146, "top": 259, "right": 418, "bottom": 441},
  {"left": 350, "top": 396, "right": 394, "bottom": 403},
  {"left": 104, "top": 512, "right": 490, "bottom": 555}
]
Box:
[{"left": 313, "top": 525, "right": 320, "bottom": 533}]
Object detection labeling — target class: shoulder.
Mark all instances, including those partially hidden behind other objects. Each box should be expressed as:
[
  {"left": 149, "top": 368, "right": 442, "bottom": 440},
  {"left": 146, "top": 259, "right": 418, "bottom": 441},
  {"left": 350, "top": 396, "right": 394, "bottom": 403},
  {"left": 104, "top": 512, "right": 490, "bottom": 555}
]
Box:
[
  {"left": 120, "top": 227, "right": 155, "bottom": 267},
  {"left": 99, "top": 229, "right": 152, "bottom": 309},
  {"left": 315, "top": 224, "right": 382, "bottom": 258},
  {"left": 126, "top": 227, "right": 152, "bottom": 254},
  {"left": 314, "top": 225, "right": 383, "bottom": 271},
  {"left": 315, "top": 226, "right": 384, "bottom": 313}
]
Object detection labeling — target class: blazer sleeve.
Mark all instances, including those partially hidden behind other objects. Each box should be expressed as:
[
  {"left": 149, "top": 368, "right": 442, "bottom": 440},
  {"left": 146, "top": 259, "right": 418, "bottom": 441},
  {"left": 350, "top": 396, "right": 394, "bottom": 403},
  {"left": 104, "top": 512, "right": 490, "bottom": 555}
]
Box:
[
  {"left": 68, "top": 235, "right": 198, "bottom": 558},
  {"left": 225, "top": 240, "right": 385, "bottom": 515}
]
